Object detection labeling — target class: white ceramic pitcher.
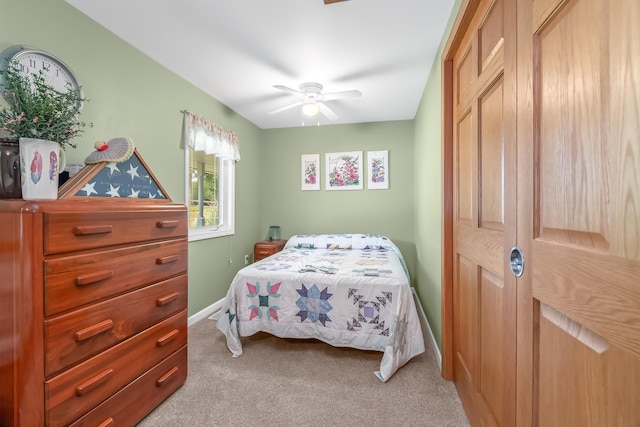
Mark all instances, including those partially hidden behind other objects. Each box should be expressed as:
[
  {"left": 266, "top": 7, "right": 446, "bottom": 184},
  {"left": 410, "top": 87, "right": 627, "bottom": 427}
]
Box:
[{"left": 19, "top": 137, "right": 64, "bottom": 200}]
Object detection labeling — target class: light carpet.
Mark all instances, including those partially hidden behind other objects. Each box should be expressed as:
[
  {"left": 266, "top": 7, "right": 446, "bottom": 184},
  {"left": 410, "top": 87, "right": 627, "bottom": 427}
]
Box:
[{"left": 137, "top": 317, "right": 469, "bottom": 426}]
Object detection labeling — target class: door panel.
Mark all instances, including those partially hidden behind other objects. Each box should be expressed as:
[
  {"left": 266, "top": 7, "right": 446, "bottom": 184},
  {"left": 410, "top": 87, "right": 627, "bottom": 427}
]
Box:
[
  {"left": 458, "top": 111, "right": 475, "bottom": 225},
  {"left": 479, "top": 0, "right": 504, "bottom": 70},
  {"left": 452, "top": 0, "right": 516, "bottom": 425},
  {"left": 479, "top": 268, "right": 506, "bottom": 424},
  {"left": 537, "top": 304, "right": 640, "bottom": 426},
  {"left": 458, "top": 47, "right": 475, "bottom": 107},
  {"left": 455, "top": 254, "right": 478, "bottom": 383},
  {"left": 536, "top": 0, "right": 608, "bottom": 251},
  {"left": 480, "top": 77, "right": 505, "bottom": 231},
  {"left": 519, "top": 0, "right": 640, "bottom": 424}
]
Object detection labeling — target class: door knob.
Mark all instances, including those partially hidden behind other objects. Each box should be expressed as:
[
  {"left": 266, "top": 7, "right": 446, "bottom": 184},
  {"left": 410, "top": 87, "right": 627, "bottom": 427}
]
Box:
[{"left": 510, "top": 246, "right": 524, "bottom": 277}]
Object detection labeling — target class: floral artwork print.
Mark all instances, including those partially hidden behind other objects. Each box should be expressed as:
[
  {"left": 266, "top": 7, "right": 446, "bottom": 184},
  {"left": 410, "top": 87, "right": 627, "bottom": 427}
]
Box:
[
  {"left": 304, "top": 160, "right": 316, "bottom": 184},
  {"left": 301, "top": 154, "right": 320, "bottom": 190},
  {"left": 325, "top": 151, "right": 363, "bottom": 190},
  {"left": 329, "top": 156, "right": 358, "bottom": 186},
  {"left": 367, "top": 150, "right": 389, "bottom": 190},
  {"left": 370, "top": 158, "right": 385, "bottom": 183}
]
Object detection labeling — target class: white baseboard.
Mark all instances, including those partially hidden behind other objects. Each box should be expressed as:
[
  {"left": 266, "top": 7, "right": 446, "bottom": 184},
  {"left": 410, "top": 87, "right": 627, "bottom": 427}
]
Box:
[
  {"left": 411, "top": 287, "right": 442, "bottom": 370},
  {"left": 188, "top": 299, "right": 225, "bottom": 326},
  {"left": 189, "top": 291, "right": 443, "bottom": 371}
]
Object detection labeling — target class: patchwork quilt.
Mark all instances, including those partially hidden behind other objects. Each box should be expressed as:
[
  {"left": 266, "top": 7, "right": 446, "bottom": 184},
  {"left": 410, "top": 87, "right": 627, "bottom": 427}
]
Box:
[{"left": 216, "top": 234, "right": 426, "bottom": 382}]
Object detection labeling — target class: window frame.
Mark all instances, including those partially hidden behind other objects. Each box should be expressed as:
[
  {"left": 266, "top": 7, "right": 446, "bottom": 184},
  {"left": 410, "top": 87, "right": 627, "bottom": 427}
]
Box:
[{"left": 184, "top": 149, "right": 235, "bottom": 242}]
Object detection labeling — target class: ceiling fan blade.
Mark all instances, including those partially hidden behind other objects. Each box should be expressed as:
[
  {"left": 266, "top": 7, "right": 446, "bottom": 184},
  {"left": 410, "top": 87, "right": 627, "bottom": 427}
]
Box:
[
  {"left": 268, "top": 101, "right": 304, "bottom": 115},
  {"left": 322, "top": 89, "right": 362, "bottom": 101},
  {"left": 273, "top": 85, "right": 304, "bottom": 97},
  {"left": 324, "top": 0, "right": 349, "bottom": 4},
  {"left": 319, "top": 103, "right": 339, "bottom": 121}
]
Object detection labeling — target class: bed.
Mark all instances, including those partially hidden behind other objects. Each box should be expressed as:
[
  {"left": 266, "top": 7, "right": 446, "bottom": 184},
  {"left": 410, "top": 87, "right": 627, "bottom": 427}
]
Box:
[{"left": 216, "top": 234, "right": 426, "bottom": 382}]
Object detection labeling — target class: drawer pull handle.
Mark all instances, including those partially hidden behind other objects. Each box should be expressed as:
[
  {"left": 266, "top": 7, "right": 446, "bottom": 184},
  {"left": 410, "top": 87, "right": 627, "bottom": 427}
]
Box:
[
  {"left": 75, "top": 270, "right": 113, "bottom": 286},
  {"left": 156, "top": 367, "right": 179, "bottom": 387},
  {"left": 73, "top": 225, "right": 113, "bottom": 236},
  {"left": 74, "top": 319, "right": 114, "bottom": 342},
  {"left": 156, "top": 220, "right": 179, "bottom": 229},
  {"left": 157, "top": 329, "right": 179, "bottom": 347},
  {"left": 97, "top": 418, "right": 114, "bottom": 427},
  {"left": 156, "top": 292, "right": 179, "bottom": 306},
  {"left": 156, "top": 255, "right": 179, "bottom": 265},
  {"left": 75, "top": 368, "right": 114, "bottom": 396}
]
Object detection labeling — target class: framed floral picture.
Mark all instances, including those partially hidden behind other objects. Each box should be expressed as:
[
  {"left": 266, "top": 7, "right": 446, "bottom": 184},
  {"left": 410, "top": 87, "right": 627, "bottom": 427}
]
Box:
[
  {"left": 367, "top": 150, "right": 389, "bottom": 190},
  {"left": 325, "top": 151, "right": 363, "bottom": 190},
  {"left": 301, "top": 153, "right": 320, "bottom": 190}
]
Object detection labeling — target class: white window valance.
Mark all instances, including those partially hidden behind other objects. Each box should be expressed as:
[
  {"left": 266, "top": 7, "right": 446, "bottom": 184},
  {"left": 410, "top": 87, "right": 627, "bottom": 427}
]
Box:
[{"left": 181, "top": 110, "right": 241, "bottom": 161}]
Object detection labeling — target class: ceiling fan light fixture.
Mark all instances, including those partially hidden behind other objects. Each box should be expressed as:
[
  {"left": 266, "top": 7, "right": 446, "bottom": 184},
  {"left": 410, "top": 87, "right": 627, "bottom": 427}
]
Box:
[{"left": 302, "top": 100, "right": 319, "bottom": 117}]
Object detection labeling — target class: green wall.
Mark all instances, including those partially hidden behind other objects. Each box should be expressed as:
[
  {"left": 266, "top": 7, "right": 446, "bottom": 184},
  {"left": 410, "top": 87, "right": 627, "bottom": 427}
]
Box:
[
  {"left": 260, "top": 121, "right": 416, "bottom": 278},
  {"left": 413, "top": 0, "right": 462, "bottom": 349},
  {"left": 0, "top": 0, "right": 263, "bottom": 315},
  {"left": 1, "top": 0, "right": 463, "bottom": 348}
]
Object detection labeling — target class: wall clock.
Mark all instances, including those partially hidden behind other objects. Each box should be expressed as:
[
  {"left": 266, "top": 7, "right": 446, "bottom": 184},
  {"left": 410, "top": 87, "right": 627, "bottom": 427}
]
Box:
[{"left": 0, "top": 45, "right": 84, "bottom": 114}]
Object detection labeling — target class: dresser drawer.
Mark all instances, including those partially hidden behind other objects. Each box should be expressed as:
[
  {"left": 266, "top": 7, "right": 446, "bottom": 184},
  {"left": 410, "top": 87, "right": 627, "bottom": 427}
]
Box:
[
  {"left": 68, "top": 347, "right": 187, "bottom": 427},
  {"left": 45, "top": 311, "right": 187, "bottom": 427},
  {"left": 45, "top": 275, "right": 187, "bottom": 376},
  {"left": 44, "top": 209, "right": 187, "bottom": 255},
  {"left": 45, "top": 239, "right": 187, "bottom": 316}
]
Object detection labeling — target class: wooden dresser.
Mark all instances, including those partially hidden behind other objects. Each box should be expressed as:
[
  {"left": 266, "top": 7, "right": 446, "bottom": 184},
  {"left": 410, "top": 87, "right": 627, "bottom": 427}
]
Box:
[{"left": 0, "top": 198, "right": 188, "bottom": 426}]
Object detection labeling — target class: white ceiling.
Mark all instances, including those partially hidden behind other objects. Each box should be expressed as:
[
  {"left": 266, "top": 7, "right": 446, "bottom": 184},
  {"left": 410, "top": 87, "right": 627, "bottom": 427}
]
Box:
[{"left": 65, "top": 0, "right": 455, "bottom": 130}]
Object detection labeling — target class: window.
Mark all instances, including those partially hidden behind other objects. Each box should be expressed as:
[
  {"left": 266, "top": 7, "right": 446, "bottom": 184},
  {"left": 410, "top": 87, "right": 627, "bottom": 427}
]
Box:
[
  {"left": 185, "top": 149, "right": 235, "bottom": 240},
  {"left": 181, "top": 111, "right": 240, "bottom": 241}
]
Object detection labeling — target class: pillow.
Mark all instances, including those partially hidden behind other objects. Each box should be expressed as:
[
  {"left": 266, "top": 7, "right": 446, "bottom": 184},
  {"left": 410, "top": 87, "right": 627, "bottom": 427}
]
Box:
[
  {"left": 355, "top": 234, "right": 394, "bottom": 250},
  {"left": 285, "top": 234, "right": 395, "bottom": 250},
  {"left": 285, "top": 234, "right": 325, "bottom": 249},
  {"left": 295, "top": 243, "right": 316, "bottom": 249}
]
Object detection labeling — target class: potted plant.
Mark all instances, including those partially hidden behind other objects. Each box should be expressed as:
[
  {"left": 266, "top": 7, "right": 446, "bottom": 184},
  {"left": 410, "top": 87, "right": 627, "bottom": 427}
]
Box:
[{"left": 0, "top": 61, "right": 88, "bottom": 199}]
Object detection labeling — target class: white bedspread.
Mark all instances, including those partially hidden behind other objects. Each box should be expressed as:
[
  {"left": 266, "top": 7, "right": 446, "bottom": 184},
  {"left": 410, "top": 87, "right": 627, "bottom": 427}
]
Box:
[{"left": 216, "top": 234, "right": 425, "bottom": 382}]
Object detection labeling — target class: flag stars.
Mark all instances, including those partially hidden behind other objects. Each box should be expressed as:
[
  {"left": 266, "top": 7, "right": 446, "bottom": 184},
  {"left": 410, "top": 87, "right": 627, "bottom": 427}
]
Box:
[
  {"left": 106, "top": 162, "right": 120, "bottom": 175},
  {"left": 80, "top": 181, "right": 98, "bottom": 196},
  {"left": 126, "top": 163, "right": 140, "bottom": 180},
  {"left": 106, "top": 184, "right": 120, "bottom": 197},
  {"left": 72, "top": 157, "right": 166, "bottom": 199}
]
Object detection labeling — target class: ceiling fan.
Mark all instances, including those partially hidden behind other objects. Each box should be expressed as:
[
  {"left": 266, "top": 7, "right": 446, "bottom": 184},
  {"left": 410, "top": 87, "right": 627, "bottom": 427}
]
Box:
[
  {"left": 324, "top": 0, "right": 349, "bottom": 4},
  {"left": 268, "top": 82, "right": 361, "bottom": 121}
]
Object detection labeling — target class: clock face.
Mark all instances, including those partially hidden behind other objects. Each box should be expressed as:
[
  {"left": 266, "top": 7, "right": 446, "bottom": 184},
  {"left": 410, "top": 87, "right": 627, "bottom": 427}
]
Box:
[
  {"left": 12, "top": 50, "right": 79, "bottom": 94},
  {"left": 0, "top": 46, "right": 83, "bottom": 113}
]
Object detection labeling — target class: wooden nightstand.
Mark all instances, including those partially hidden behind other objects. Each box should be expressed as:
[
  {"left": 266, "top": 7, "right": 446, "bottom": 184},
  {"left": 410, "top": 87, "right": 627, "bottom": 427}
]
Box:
[{"left": 254, "top": 239, "right": 287, "bottom": 261}]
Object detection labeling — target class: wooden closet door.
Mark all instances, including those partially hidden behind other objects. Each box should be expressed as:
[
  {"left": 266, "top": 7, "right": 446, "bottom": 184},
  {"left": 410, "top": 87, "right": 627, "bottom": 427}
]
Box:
[
  {"left": 517, "top": 0, "right": 640, "bottom": 424},
  {"left": 452, "top": 0, "right": 517, "bottom": 424}
]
